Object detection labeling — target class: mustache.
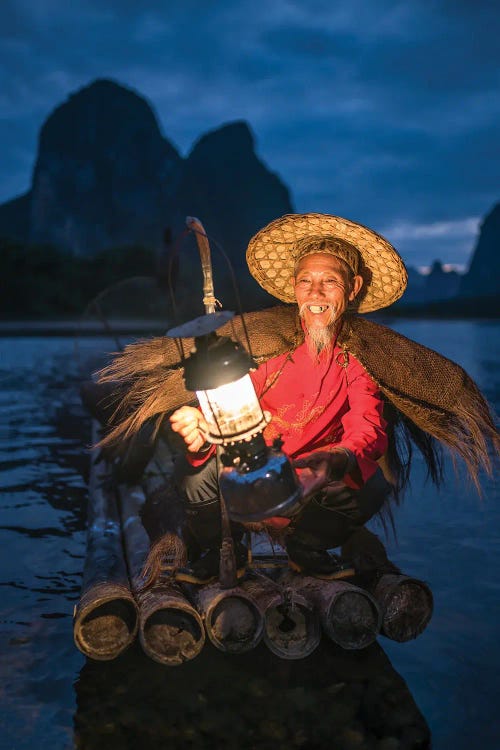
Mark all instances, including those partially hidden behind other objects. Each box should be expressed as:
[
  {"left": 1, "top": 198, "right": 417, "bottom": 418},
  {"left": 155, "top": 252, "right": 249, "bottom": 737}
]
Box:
[{"left": 298, "top": 302, "right": 337, "bottom": 325}]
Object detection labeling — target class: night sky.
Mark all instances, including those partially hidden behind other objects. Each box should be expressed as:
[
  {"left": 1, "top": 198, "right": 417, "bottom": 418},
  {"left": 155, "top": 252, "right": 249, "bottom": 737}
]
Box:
[{"left": 1, "top": 0, "right": 498, "bottom": 270}]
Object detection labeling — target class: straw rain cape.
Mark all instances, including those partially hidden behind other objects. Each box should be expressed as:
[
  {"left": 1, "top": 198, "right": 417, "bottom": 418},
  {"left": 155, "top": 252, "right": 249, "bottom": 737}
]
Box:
[{"left": 96, "top": 306, "right": 499, "bottom": 495}]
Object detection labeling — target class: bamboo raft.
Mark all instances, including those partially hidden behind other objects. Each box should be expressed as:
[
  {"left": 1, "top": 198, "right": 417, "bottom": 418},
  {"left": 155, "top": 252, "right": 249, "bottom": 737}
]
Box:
[
  {"left": 74, "top": 418, "right": 433, "bottom": 665},
  {"left": 75, "top": 215, "right": 433, "bottom": 664}
]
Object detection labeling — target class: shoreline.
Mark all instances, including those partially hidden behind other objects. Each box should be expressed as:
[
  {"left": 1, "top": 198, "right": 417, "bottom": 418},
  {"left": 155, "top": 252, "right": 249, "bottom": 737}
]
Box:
[
  {"left": 0, "top": 312, "right": 499, "bottom": 337},
  {"left": 0, "top": 320, "right": 168, "bottom": 337}
]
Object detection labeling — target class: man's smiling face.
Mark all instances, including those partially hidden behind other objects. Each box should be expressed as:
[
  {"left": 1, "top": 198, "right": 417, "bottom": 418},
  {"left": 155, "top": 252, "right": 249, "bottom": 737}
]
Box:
[{"left": 292, "top": 252, "right": 363, "bottom": 330}]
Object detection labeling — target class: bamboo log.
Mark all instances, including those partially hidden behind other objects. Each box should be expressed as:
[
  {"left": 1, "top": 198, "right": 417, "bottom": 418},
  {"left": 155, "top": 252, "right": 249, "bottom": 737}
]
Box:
[
  {"left": 340, "top": 526, "right": 433, "bottom": 642},
  {"left": 117, "top": 482, "right": 205, "bottom": 665},
  {"left": 73, "top": 428, "right": 138, "bottom": 660},
  {"left": 372, "top": 574, "right": 434, "bottom": 642},
  {"left": 281, "top": 571, "right": 381, "bottom": 650},
  {"left": 138, "top": 579, "right": 206, "bottom": 665},
  {"left": 240, "top": 573, "right": 321, "bottom": 659},
  {"left": 73, "top": 581, "right": 138, "bottom": 661},
  {"left": 184, "top": 581, "right": 264, "bottom": 653}
]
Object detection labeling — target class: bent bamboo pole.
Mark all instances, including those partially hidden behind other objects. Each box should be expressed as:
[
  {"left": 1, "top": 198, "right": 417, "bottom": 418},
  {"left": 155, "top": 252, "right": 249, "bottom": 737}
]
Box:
[
  {"left": 184, "top": 580, "right": 264, "bottom": 653},
  {"left": 186, "top": 216, "right": 216, "bottom": 314},
  {"left": 240, "top": 573, "right": 321, "bottom": 659},
  {"left": 281, "top": 571, "right": 382, "bottom": 650},
  {"left": 117, "top": 482, "right": 205, "bottom": 665},
  {"left": 372, "top": 573, "right": 434, "bottom": 642},
  {"left": 73, "top": 426, "right": 138, "bottom": 660}
]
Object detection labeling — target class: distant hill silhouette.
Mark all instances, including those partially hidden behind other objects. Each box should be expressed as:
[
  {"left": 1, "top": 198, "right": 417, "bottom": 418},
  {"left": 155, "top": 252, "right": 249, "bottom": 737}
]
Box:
[
  {"left": 0, "top": 80, "right": 181, "bottom": 253},
  {"left": 394, "top": 203, "right": 499, "bottom": 316},
  {"left": 402, "top": 261, "right": 460, "bottom": 305},
  {"left": 459, "top": 203, "right": 500, "bottom": 299},
  {"left": 0, "top": 78, "right": 497, "bottom": 318},
  {"left": 0, "top": 78, "right": 292, "bottom": 315},
  {"left": 0, "top": 79, "right": 292, "bottom": 256}
]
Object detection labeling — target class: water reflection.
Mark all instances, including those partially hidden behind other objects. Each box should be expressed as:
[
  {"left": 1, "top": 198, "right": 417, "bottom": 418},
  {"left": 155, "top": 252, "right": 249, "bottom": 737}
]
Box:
[
  {"left": 1, "top": 324, "right": 499, "bottom": 749},
  {"left": 75, "top": 640, "right": 430, "bottom": 750},
  {"left": 0, "top": 337, "right": 109, "bottom": 750}
]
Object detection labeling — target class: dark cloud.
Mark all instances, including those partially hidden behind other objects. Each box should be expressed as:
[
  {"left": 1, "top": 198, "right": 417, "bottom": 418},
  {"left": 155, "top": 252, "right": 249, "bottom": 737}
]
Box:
[{"left": 0, "top": 0, "right": 498, "bottom": 266}]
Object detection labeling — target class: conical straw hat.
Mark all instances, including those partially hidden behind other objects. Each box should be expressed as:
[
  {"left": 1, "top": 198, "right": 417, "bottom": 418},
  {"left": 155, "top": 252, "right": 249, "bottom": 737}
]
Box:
[{"left": 247, "top": 213, "right": 407, "bottom": 313}]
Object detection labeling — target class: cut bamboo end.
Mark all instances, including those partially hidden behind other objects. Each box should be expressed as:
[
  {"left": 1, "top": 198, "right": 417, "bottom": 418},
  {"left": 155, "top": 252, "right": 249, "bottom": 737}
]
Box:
[
  {"left": 374, "top": 574, "right": 434, "bottom": 642},
  {"left": 209, "top": 596, "right": 261, "bottom": 652},
  {"left": 263, "top": 596, "right": 320, "bottom": 659},
  {"left": 281, "top": 571, "right": 382, "bottom": 650},
  {"left": 138, "top": 580, "right": 205, "bottom": 666},
  {"left": 323, "top": 583, "right": 381, "bottom": 650},
  {"left": 240, "top": 575, "right": 320, "bottom": 659},
  {"left": 186, "top": 582, "right": 264, "bottom": 653},
  {"left": 73, "top": 582, "right": 139, "bottom": 661}
]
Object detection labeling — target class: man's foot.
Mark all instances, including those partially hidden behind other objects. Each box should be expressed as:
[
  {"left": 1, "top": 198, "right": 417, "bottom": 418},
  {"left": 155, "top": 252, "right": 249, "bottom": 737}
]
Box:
[
  {"left": 341, "top": 527, "right": 400, "bottom": 584},
  {"left": 286, "top": 539, "right": 355, "bottom": 580},
  {"left": 175, "top": 542, "right": 248, "bottom": 585}
]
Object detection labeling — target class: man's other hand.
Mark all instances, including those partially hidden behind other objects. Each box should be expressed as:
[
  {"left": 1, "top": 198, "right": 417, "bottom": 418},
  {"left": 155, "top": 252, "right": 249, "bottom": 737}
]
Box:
[
  {"left": 293, "top": 450, "right": 349, "bottom": 498},
  {"left": 169, "top": 406, "right": 210, "bottom": 453}
]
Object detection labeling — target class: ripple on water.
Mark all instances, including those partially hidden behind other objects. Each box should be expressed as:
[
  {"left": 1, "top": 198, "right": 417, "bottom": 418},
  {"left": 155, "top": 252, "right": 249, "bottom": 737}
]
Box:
[{"left": 0, "top": 327, "right": 499, "bottom": 750}]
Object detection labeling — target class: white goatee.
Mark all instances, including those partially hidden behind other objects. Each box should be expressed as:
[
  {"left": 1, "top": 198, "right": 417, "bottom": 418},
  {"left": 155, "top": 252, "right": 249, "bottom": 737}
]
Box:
[{"left": 298, "top": 303, "right": 338, "bottom": 359}]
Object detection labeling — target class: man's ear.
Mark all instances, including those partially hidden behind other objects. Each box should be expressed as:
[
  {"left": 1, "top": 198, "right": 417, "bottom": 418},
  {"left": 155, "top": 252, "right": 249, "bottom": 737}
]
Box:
[{"left": 348, "top": 275, "right": 363, "bottom": 301}]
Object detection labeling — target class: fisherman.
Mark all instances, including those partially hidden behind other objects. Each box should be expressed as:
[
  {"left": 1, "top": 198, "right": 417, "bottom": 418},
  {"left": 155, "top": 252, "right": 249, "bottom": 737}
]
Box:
[
  {"left": 169, "top": 216, "right": 405, "bottom": 582},
  {"left": 96, "top": 214, "right": 498, "bottom": 587}
]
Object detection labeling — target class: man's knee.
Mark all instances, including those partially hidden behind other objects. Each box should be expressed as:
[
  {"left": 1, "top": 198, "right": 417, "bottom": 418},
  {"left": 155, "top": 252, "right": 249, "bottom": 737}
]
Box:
[
  {"left": 356, "top": 468, "right": 392, "bottom": 524},
  {"left": 288, "top": 468, "right": 392, "bottom": 550},
  {"left": 289, "top": 486, "right": 358, "bottom": 550},
  {"left": 174, "top": 454, "right": 220, "bottom": 506}
]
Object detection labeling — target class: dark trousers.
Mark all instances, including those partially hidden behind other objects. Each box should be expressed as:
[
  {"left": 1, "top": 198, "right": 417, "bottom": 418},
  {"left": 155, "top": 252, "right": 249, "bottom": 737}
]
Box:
[
  {"left": 174, "top": 453, "right": 392, "bottom": 551},
  {"left": 174, "top": 453, "right": 243, "bottom": 550}
]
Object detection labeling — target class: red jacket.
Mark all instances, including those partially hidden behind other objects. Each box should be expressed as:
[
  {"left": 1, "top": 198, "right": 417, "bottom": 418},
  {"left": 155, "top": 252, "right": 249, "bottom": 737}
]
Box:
[
  {"left": 250, "top": 337, "right": 387, "bottom": 489},
  {"left": 189, "top": 335, "right": 387, "bottom": 492}
]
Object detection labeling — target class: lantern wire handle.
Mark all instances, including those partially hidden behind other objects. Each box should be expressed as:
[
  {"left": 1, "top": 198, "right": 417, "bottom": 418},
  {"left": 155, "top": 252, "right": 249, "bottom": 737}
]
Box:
[{"left": 185, "top": 215, "right": 240, "bottom": 589}]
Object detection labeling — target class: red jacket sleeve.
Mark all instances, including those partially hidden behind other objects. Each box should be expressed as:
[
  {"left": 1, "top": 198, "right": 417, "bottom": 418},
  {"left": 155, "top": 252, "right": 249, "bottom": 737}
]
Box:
[{"left": 186, "top": 444, "right": 216, "bottom": 467}]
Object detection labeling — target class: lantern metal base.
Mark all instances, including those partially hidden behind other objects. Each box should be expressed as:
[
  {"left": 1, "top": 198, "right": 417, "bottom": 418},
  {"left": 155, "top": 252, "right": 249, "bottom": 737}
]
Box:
[{"left": 219, "top": 439, "right": 304, "bottom": 523}]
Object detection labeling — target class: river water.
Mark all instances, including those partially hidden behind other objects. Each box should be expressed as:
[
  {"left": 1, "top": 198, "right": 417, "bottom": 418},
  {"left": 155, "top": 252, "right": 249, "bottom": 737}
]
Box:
[{"left": 0, "top": 319, "right": 498, "bottom": 749}]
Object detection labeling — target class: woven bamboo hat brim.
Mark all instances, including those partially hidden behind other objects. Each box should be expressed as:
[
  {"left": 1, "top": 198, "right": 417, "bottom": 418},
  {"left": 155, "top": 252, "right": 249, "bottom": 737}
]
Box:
[{"left": 247, "top": 213, "right": 408, "bottom": 313}]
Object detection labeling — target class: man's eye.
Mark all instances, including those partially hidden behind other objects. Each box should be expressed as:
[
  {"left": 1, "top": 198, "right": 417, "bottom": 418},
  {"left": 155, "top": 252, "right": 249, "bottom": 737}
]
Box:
[{"left": 297, "top": 278, "right": 311, "bottom": 285}]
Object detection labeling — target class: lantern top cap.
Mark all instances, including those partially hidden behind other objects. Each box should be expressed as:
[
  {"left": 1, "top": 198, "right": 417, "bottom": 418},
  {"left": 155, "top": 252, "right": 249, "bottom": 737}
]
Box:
[
  {"left": 166, "top": 311, "right": 235, "bottom": 339},
  {"left": 183, "top": 334, "right": 255, "bottom": 391}
]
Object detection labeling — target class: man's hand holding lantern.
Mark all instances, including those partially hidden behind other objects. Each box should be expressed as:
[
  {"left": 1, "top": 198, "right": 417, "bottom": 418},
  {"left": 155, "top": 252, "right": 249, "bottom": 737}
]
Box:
[{"left": 170, "top": 406, "right": 210, "bottom": 453}]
